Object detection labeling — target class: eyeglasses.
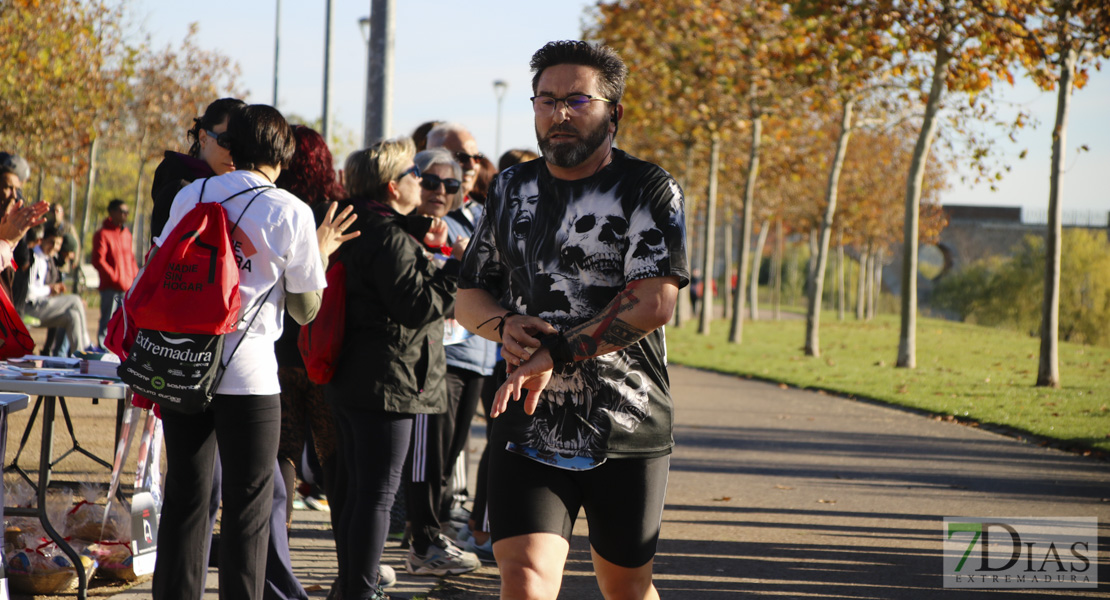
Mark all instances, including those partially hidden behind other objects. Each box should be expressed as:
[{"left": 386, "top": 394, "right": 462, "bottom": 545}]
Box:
[
  {"left": 205, "top": 129, "right": 231, "bottom": 149},
  {"left": 396, "top": 164, "right": 422, "bottom": 181},
  {"left": 453, "top": 151, "right": 485, "bottom": 165},
  {"left": 530, "top": 94, "right": 613, "bottom": 116},
  {"left": 419, "top": 173, "right": 461, "bottom": 194}
]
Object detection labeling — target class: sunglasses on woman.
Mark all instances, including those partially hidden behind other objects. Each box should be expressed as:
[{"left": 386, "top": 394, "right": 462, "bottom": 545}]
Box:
[
  {"left": 205, "top": 129, "right": 232, "bottom": 150},
  {"left": 419, "top": 173, "right": 461, "bottom": 194},
  {"left": 395, "top": 164, "right": 422, "bottom": 181}
]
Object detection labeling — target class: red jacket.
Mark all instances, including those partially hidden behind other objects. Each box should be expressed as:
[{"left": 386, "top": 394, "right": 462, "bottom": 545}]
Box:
[{"left": 92, "top": 218, "right": 138, "bottom": 291}]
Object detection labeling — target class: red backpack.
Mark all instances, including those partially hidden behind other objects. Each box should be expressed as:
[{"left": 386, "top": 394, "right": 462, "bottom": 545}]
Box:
[
  {"left": 0, "top": 285, "right": 34, "bottom": 359},
  {"left": 297, "top": 257, "right": 346, "bottom": 384},
  {"left": 116, "top": 180, "right": 274, "bottom": 413},
  {"left": 129, "top": 183, "right": 271, "bottom": 334}
]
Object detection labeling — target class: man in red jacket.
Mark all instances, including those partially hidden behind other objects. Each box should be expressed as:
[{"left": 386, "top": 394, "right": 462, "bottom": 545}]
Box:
[{"left": 91, "top": 199, "right": 138, "bottom": 345}]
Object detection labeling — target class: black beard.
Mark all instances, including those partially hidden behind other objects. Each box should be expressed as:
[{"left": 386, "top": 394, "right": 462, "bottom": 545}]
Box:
[{"left": 536, "top": 119, "right": 610, "bottom": 169}]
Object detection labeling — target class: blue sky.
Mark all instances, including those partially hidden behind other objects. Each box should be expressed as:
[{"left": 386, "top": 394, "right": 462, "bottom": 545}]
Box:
[{"left": 134, "top": 0, "right": 1109, "bottom": 219}]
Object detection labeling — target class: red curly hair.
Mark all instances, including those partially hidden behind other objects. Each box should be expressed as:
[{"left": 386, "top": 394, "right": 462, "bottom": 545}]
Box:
[{"left": 275, "top": 125, "right": 345, "bottom": 205}]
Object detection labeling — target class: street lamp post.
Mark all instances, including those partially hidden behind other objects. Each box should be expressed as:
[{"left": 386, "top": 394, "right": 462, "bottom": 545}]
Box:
[
  {"left": 273, "top": 0, "right": 281, "bottom": 106},
  {"left": 362, "top": 0, "right": 395, "bottom": 147},
  {"left": 322, "top": 0, "right": 335, "bottom": 141},
  {"left": 359, "top": 16, "right": 370, "bottom": 144},
  {"left": 493, "top": 80, "right": 508, "bottom": 162}
]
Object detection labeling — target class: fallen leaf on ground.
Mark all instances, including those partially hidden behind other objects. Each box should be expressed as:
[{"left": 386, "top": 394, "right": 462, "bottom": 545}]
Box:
[{"left": 817, "top": 499, "right": 837, "bottom": 504}]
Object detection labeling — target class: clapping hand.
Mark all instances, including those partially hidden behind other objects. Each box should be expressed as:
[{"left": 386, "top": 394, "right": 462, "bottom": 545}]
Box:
[{"left": 0, "top": 201, "right": 49, "bottom": 246}]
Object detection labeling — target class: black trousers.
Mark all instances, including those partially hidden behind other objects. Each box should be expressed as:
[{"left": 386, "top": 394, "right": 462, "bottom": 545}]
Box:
[
  {"left": 441, "top": 366, "right": 486, "bottom": 516},
  {"left": 405, "top": 366, "right": 485, "bottom": 551},
  {"left": 154, "top": 394, "right": 281, "bottom": 600},
  {"left": 470, "top": 361, "right": 505, "bottom": 532}
]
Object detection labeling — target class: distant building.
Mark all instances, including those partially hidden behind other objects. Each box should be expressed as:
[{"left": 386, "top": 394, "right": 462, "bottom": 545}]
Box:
[
  {"left": 881, "top": 205, "right": 1108, "bottom": 305},
  {"left": 943, "top": 205, "right": 1022, "bottom": 224}
]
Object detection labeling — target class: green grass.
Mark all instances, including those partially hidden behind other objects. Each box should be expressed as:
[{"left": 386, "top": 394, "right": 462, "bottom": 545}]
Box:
[{"left": 667, "top": 311, "right": 1110, "bottom": 456}]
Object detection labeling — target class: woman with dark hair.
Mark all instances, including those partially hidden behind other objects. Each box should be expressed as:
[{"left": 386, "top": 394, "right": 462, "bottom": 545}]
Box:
[
  {"left": 150, "top": 97, "right": 246, "bottom": 241},
  {"left": 326, "top": 137, "right": 472, "bottom": 600},
  {"left": 271, "top": 125, "right": 346, "bottom": 536},
  {"left": 467, "top": 154, "right": 497, "bottom": 205},
  {"left": 152, "top": 105, "right": 357, "bottom": 600}
]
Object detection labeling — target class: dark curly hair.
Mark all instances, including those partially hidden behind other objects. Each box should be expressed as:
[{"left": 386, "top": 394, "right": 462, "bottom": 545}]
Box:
[
  {"left": 275, "top": 125, "right": 345, "bottom": 205},
  {"left": 187, "top": 98, "right": 246, "bottom": 158}
]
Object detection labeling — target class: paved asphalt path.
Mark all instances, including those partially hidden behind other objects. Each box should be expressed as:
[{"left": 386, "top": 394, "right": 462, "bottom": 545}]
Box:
[
  {"left": 93, "top": 364, "right": 1107, "bottom": 599},
  {"left": 434, "top": 365, "right": 1110, "bottom": 599}
]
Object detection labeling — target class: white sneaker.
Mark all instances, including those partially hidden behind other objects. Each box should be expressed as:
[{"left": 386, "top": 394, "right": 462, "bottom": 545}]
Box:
[
  {"left": 405, "top": 535, "right": 480, "bottom": 576},
  {"left": 464, "top": 534, "right": 495, "bottom": 563},
  {"left": 378, "top": 563, "right": 397, "bottom": 588}
]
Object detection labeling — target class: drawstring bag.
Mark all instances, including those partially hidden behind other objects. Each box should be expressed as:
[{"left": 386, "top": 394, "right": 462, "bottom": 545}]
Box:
[
  {"left": 297, "top": 258, "right": 346, "bottom": 384},
  {"left": 0, "top": 285, "right": 34, "bottom": 359},
  {"left": 117, "top": 180, "right": 274, "bottom": 413}
]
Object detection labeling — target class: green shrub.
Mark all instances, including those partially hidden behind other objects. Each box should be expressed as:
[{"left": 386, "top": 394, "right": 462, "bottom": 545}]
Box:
[{"left": 932, "top": 229, "right": 1110, "bottom": 346}]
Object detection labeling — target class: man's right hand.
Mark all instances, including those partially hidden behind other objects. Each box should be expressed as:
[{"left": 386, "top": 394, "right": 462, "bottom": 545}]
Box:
[{"left": 500, "top": 314, "right": 557, "bottom": 368}]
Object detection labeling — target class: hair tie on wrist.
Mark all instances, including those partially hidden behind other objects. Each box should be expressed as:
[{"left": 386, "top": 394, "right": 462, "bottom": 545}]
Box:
[{"left": 477, "top": 311, "right": 516, "bottom": 342}]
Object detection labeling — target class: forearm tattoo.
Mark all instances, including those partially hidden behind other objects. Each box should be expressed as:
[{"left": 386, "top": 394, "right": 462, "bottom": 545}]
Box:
[
  {"left": 564, "top": 287, "right": 651, "bottom": 360},
  {"left": 600, "top": 318, "right": 646, "bottom": 348}
]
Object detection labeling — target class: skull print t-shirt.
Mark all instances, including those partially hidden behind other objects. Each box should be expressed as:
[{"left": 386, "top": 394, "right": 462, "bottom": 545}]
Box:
[{"left": 459, "top": 149, "right": 689, "bottom": 464}]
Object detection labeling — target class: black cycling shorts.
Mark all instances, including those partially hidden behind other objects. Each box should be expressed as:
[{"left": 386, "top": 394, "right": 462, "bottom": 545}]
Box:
[{"left": 487, "top": 446, "right": 670, "bottom": 568}]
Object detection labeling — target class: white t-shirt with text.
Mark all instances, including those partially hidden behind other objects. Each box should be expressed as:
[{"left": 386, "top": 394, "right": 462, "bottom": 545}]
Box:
[{"left": 155, "top": 170, "right": 325, "bottom": 396}]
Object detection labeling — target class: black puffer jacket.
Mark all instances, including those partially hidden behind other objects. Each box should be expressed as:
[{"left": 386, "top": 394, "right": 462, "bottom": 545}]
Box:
[
  {"left": 149, "top": 151, "right": 215, "bottom": 242},
  {"left": 325, "top": 197, "right": 459, "bottom": 414}
]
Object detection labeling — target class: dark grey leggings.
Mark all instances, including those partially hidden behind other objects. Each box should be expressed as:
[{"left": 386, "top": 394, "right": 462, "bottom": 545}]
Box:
[{"left": 331, "top": 403, "right": 412, "bottom": 599}]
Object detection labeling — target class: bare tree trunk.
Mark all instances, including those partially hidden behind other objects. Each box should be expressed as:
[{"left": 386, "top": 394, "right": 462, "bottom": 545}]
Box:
[
  {"left": 698, "top": 133, "right": 721, "bottom": 335},
  {"left": 673, "top": 140, "right": 696, "bottom": 327},
  {"left": 856, "top": 245, "right": 868, "bottom": 320},
  {"left": 836, "top": 230, "right": 846, "bottom": 321},
  {"left": 68, "top": 176, "right": 79, "bottom": 288},
  {"left": 722, "top": 202, "right": 733, "bottom": 321},
  {"left": 34, "top": 141, "right": 46, "bottom": 204},
  {"left": 80, "top": 136, "right": 99, "bottom": 254},
  {"left": 787, "top": 243, "right": 799, "bottom": 308},
  {"left": 68, "top": 177, "right": 78, "bottom": 232},
  {"left": 750, "top": 218, "right": 769, "bottom": 321},
  {"left": 730, "top": 111, "right": 761, "bottom": 344},
  {"left": 772, "top": 218, "right": 783, "bottom": 321},
  {"left": 132, "top": 160, "right": 148, "bottom": 263},
  {"left": 1038, "top": 45, "right": 1076, "bottom": 388},
  {"left": 866, "top": 250, "right": 876, "bottom": 321},
  {"left": 806, "top": 100, "right": 854, "bottom": 356},
  {"left": 873, "top": 247, "right": 885, "bottom": 317},
  {"left": 898, "top": 46, "right": 952, "bottom": 368},
  {"left": 804, "top": 229, "right": 818, "bottom": 302}
]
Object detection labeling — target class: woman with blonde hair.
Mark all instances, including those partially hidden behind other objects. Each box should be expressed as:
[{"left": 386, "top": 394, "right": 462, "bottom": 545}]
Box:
[{"left": 326, "top": 138, "right": 469, "bottom": 599}]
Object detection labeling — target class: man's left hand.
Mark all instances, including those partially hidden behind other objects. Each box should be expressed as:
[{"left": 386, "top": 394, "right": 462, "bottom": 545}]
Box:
[{"left": 492, "top": 348, "right": 554, "bottom": 418}]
